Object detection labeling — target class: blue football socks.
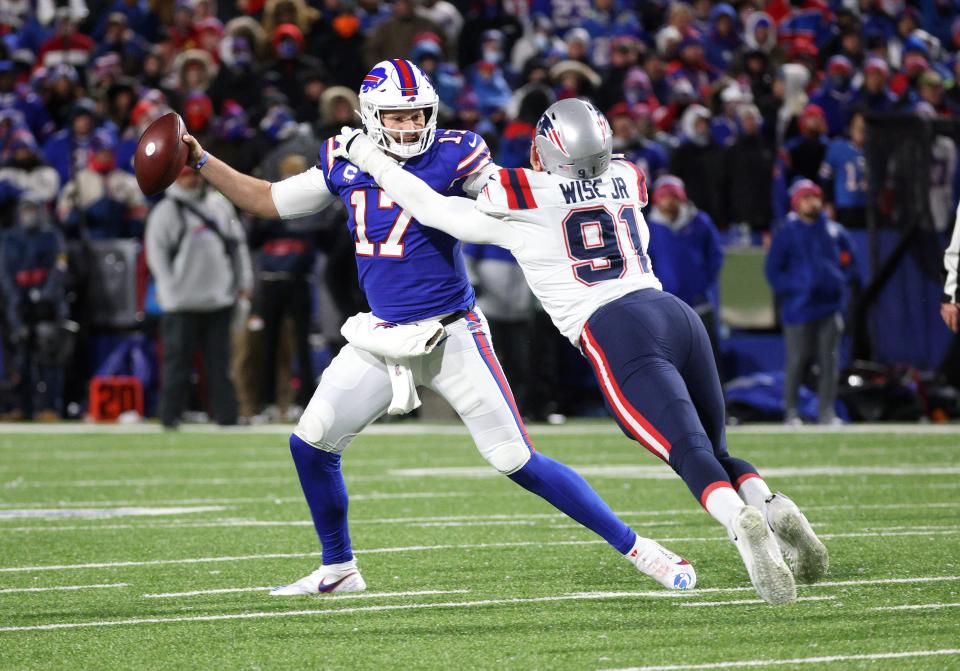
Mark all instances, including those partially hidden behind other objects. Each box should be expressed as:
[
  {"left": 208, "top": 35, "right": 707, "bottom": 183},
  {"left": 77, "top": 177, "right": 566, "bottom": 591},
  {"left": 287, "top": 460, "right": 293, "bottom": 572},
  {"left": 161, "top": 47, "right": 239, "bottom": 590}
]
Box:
[
  {"left": 289, "top": 434, "right": 353, "bottom": 565},
  {"left": 508, "top": 452, "right": 637, "bottom": 554}
]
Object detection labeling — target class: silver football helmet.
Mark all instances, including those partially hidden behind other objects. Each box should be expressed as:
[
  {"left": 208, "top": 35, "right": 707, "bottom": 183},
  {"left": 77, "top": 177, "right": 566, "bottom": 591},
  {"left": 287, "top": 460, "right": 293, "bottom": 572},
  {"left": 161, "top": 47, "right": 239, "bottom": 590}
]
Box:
[{"left": 534, "top": 98, "right": 613, "bottom": 179}]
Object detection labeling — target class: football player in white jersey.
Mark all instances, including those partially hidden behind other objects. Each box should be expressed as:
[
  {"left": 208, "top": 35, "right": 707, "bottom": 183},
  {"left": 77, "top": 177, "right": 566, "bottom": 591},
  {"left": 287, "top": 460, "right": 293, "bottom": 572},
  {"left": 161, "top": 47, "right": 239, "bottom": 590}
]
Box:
[
  {"left": 336, "top": 98, "right": 830, "bottom": 605},
  {"left": 181, "top": 60, "right": 696, "bottom": 595}
]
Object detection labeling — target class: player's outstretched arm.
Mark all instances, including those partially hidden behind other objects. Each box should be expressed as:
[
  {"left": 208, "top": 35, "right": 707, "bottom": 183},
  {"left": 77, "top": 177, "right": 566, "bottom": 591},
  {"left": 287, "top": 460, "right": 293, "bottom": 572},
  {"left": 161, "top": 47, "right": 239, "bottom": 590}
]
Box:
[
  {"left": 182, "top": 133, "right": 279, "bottom": 220},
  {"left": 336, "top": 129, "right": 518, "bottom": 248}
]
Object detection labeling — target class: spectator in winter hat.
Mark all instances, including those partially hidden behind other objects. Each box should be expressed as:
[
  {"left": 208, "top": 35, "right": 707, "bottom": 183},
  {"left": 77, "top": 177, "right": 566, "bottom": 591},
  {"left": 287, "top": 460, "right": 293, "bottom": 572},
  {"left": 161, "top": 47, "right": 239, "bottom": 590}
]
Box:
[
  {"left": 261, "top": 0, "right": 319, "bottom": 45},
  {"left": 783, "top": 103, "right": 829, "bottom": 183},
  {"left": 412, "top": 38, "right": 465, "bottom": 114},
  {"left": 263, "top": 24, "right": 323, "bottom": 111},
  {"left": 704, "top": 3, "right": 740, "bottom": 71},
  {"left": 209, "top": 35, "right": 262, "bottom": 112},
  {"left": 172, "top": 49, "right": 216, "bottom": 114},
  {"left": 469, "top": 58, "right": 514, "bottom": 117},
  {"left": 564, "top": 27, "right": 591, "bottom": 64},
  {"left": 91, "top": 12, "right": 151, "bottom": 65},
  {"left": 257, "top": 104, "right": 320, "bottom": 183},
  {"left": 223, "top": 16, "right": 268, "bottom": 61},
  {"left": 37, "top": 8, "right": 95, "bottom": 70},
  {"left": 595, "top": 35, "right": 643, "bottom": 112},
  {"left": 42, "top": 98, "right": 99, "bottom": 185},
  {"left": 183, "top": 91, "right": 214, "bottom": 136},
  {"left": 208, "top": 100, "right": 259, "bottom": 175},
  {"left": 56, "top": 127, "right": 147, "bottom": 239},
  {"left": 655, "top": 25, "right": 683, "bottom": 61},
  {"left": 316, "top": 86, "right": 360, "bottom": 139},
  {"left": 607, "top": 102, "right": 668, "bottom": 181},
  {"left": 510, "top": 15, "right": 563, "bottom": 73},
  {"left": 104, "top": 77, "right": 139, "bottom": 132},
  {"left": 0, "top": 61, "right": 54, "bottom": 140},
  {"left": 765, "top": 178, "right": 860, "bottom": 425},
  {"left": 723, "top": 103, "right": 774, "bottom": 231},
  {"left": 169, "top": 0, "right": 197, "bottom": 49},
  {"left": 668, "top": 36, "right": 719, "bottom": 101},
  {"left": 916, "top": 70, "right": 947, "bottom": 115},
  {"left": 670, "top": 105, "right": 727, "bottom": 227},
  {"left": 0, "top": 129, "right": 60, "bottom": 228},
  {"left": 854, "top": 57, "right": 898, "bottom": 113},
  {"left": 548, "top": 59, "right": 601, "bottom": 100},
  {"left": 810, "top": 55, "right": 857, "bottom": 137},
  {"left": 743, "top": 11, "right": 777, "bottom": 55},
  {"left": 480, "top": 29, "right": 507, "bottom": 65},
  {"left": 194, "top": 16, "right": 224, "bottom": 61}
]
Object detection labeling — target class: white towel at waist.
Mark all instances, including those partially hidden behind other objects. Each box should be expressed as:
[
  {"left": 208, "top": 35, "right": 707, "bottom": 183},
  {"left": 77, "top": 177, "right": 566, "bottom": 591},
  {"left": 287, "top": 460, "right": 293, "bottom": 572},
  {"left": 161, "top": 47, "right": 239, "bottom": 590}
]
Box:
[{"left": 340, "top": 313, "right": 446, "bottom": 415}]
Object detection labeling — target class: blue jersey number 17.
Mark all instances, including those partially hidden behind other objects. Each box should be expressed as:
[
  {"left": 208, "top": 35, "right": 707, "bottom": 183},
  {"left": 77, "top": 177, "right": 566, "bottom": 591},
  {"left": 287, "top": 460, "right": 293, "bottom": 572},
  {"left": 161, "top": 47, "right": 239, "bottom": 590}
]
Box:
[{"left": 349, "top": 188, "right": 413, "bottom": 257}]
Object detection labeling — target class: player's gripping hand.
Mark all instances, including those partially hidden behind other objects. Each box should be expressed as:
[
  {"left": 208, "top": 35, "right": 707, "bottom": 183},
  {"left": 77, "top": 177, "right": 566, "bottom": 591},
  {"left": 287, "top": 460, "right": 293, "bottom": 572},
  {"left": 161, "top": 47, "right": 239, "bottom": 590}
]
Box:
[
  {"left": 334, "top": 127, "right": 396, "bottom": 180},
  {"left": 181, "top": 133, "right": 205, "bottom": 169},
  {"left": 942, "top": 301, "right": 959, "bottom": 333}
]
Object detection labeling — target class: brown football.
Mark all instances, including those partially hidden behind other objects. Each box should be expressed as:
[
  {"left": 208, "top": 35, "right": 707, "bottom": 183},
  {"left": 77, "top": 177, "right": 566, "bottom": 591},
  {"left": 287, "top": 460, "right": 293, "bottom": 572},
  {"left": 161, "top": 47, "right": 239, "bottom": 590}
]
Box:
[{"left": 134, "top": 112, "right": 190, "bottom": 196}]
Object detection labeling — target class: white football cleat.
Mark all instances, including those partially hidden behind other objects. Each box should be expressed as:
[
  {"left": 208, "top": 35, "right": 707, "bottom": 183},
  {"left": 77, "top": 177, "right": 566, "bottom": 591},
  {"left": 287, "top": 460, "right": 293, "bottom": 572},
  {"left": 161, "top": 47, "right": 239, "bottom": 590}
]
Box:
[
  {"left": 626, "top": 536, "right": 696, "bottom": 590},
  {"left": 764, "top": 492, "right": 829, "bottom": 583},
  {"left": 731, "top": 505, "right": 796, "bottom": 605},
  {"left": 270, "top": 560, "right": 367, "bottom": 596}
]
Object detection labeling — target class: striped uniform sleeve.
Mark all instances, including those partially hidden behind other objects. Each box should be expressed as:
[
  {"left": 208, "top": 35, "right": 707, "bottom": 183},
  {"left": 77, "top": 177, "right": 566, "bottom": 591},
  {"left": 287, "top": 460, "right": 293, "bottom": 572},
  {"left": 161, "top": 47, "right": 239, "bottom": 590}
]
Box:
[
  {"left": 315, "top": 137, "right": 340, "bottom": 193},
  {"left": 452, "top": 132, "right": 495, "bottom": 198},
  {"left": 616, "top": 158, "right": 649, "bottom": 207}
]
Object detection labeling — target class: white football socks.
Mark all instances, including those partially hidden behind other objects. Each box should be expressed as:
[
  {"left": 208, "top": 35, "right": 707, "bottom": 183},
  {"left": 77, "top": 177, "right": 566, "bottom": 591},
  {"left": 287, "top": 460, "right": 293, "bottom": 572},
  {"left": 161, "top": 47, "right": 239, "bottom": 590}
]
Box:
[
  {"left": 703, "top": 484, "right": 747, "bottom": 532},
  {"left": 737, "top": 475, "right": 774, "bottom": 509}
]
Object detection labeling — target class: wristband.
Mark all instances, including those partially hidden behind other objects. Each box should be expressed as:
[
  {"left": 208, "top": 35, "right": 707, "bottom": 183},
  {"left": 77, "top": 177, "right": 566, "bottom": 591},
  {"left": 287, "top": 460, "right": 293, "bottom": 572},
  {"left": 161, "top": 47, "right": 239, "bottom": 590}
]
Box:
[{"left": 194, "top": 151, "right": 209, "bottom": 171}]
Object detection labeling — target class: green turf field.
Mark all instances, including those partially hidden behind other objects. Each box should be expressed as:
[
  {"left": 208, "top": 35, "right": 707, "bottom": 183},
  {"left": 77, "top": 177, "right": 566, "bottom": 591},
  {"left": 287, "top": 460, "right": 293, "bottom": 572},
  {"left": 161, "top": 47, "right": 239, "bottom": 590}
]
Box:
[{"left": 0, "top": 424, "right": 958, "bottom": 670}]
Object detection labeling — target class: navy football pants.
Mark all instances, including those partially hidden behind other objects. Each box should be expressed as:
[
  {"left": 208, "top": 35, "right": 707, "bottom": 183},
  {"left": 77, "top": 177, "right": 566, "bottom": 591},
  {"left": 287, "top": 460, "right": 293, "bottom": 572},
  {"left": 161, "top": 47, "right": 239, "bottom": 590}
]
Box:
[{"left": 581, "top": 289, "right": 759, "bottom": 506}]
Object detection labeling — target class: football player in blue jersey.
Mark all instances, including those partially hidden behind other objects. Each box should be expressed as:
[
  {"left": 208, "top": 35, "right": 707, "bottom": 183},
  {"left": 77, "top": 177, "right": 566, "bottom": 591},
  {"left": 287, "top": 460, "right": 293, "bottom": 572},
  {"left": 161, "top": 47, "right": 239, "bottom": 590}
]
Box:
[{"left": 180, "top": 58, "right": 696, "bottom": 595}]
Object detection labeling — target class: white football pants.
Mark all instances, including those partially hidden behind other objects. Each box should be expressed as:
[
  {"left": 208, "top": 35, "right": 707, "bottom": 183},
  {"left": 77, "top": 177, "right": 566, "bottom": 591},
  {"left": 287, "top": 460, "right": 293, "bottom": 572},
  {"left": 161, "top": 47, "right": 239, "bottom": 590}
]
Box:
[{"left": 293, "top": 307, "right": 533, "bottom": 474}]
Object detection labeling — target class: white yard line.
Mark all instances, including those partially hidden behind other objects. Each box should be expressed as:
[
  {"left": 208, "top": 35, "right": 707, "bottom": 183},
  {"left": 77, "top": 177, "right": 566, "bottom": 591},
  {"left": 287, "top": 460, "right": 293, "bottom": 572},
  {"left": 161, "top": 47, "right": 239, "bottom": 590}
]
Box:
[
  {"left": 119, "top": 575, "right": 960, "bottom": 602},
  {"left": 0, "top": 506, "right": 227, "bottom": 521},
  {"left": 3, "top": 529, "right": 960, "bottom": 574},
  {"left": 0, "top": 583, "right": 128, "bottom": 594},
  {"left": 5, "top": 464, "right": 960, "bottom": 490},
  {"left": 678, "top": 596, "right": 835, "bottom": 607},
  {"left": 144, "top": 588, "right": 469, "bottom": 599},
  {"left": 599, "top": 649, "right": 960, "bottom": 671},
  {"left": 0, "top": 491, "right": 469, "bottom": 510},
  {"left": 0, "top": 589, "right": 842, "bottom": 634},
  {"left": 0, "top": 511, "right": 690, "bottom": 533},
  {"left": 872, "top": 602, "right": 960, "bottom": 611}
]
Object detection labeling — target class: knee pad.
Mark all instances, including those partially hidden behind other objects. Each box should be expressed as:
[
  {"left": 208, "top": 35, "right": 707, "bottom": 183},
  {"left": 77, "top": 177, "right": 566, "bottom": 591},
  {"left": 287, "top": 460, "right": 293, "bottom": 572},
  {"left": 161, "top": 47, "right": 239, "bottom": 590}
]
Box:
[
  {"left": 483, "top": 440, "right": 531, "bottom": 475},
  {"left": 293, "top": 397, "right": 341, "bottom": 453}
]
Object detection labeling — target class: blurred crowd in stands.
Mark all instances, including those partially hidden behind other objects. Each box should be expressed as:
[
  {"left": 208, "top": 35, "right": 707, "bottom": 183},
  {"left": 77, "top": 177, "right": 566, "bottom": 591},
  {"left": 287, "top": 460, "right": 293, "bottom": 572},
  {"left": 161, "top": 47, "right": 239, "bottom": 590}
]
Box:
[{"left": 0, "top": 0, "right": 958, "bottom": 423}]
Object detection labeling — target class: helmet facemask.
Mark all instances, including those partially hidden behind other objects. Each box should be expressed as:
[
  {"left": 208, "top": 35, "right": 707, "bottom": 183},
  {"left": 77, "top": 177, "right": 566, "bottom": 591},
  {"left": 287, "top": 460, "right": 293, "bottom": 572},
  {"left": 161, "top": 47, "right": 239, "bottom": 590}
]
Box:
[{"left": 360, "top": 100, "right": 438, "bottom": 159}]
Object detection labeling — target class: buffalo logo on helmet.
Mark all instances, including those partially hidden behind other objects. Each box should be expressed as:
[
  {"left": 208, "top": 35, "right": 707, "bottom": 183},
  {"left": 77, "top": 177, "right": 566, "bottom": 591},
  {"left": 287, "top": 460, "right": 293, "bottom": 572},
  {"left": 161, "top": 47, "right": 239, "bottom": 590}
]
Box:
[
  {"left": 536, "top": 114, "right": 568, "bottom": 156},
  {"left": 361, "top": 67, "right": 388, "bottom": 93}
]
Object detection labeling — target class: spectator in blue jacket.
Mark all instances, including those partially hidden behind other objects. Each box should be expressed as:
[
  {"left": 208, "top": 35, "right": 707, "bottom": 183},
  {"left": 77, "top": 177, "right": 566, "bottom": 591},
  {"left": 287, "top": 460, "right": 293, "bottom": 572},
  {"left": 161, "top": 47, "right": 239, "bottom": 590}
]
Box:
[
  {"left": 646, "top": 175, "right": 725, "bottom": 372},
  {"left": 809, "top": 55, "right": 857, "bottom": 137},
  {"left": 765, "top": 179, "right": 861, "bottom": 425}
]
